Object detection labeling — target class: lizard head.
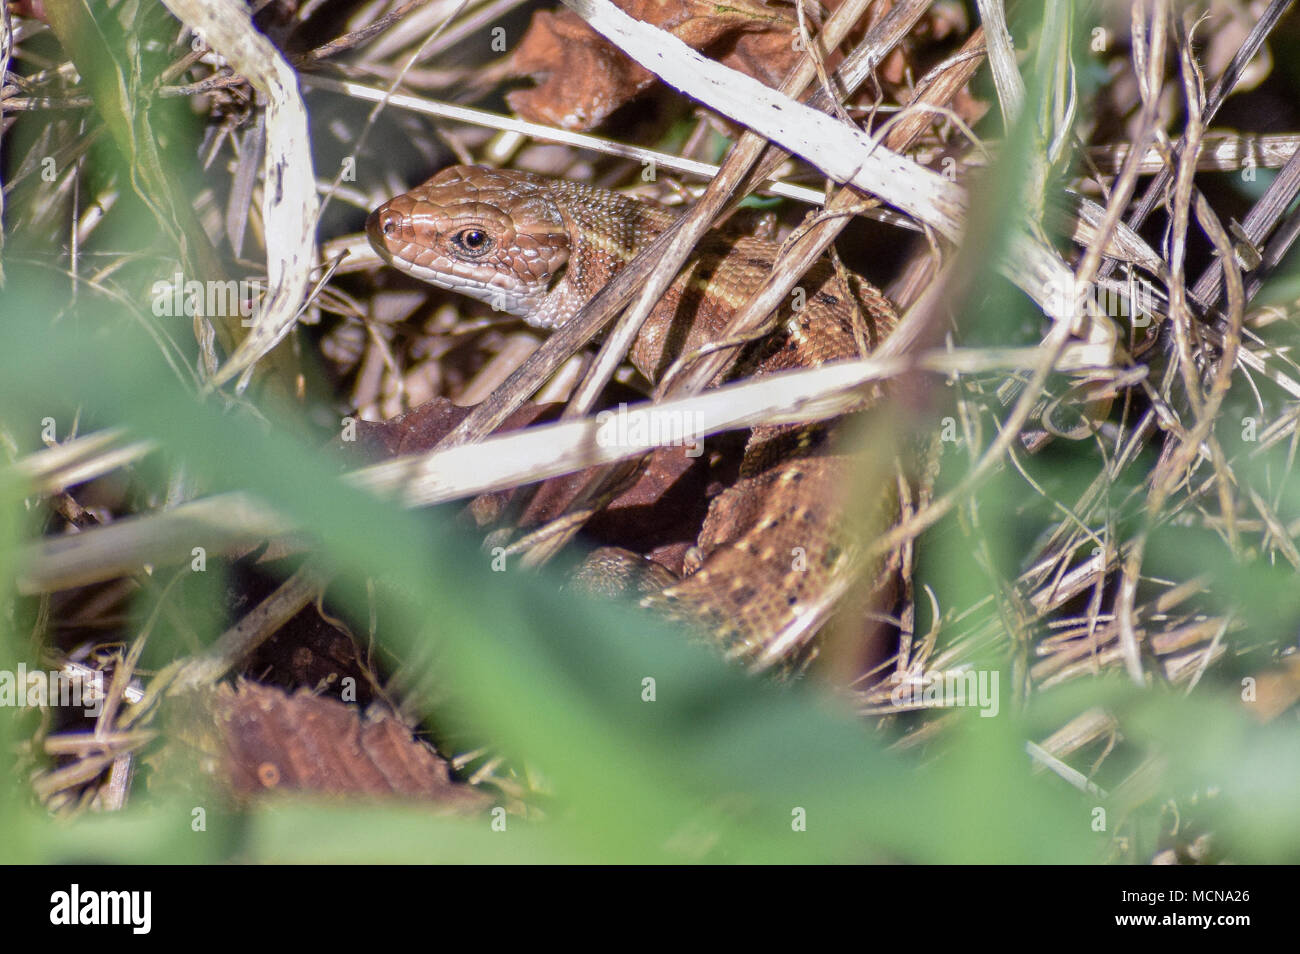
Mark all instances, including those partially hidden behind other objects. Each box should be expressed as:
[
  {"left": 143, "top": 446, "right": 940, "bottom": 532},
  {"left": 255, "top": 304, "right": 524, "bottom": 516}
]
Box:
[{"left": 366, "top": 165, "right": 571, "bottom": 321}]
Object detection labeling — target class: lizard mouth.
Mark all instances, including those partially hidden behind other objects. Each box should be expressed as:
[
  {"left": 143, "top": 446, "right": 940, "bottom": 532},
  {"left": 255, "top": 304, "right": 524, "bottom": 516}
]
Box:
[{"left": 545, "top": 260, "right": 568, "bottom": 295}]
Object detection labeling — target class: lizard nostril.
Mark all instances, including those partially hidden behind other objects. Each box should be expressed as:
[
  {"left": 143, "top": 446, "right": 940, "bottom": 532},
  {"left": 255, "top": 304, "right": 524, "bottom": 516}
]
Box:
[{"left": 365, "top": 208, "right": 399, "bottom": 243}]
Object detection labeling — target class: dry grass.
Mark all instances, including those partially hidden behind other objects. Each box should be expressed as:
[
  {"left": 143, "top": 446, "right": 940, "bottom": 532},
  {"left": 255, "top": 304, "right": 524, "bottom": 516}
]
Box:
[{"left": 4, "top": 0, "right": 1300, "bottom": 862}]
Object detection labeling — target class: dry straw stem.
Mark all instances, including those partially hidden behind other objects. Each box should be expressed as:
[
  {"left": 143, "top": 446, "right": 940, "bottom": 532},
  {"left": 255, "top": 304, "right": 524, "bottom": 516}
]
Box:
[
  {"left": 362, "top": 0, "right": 527, "bottom": 63},
  {"left": 974, "top": 0, "right": 1025, "bottom": 127},
  {"left": 166, "top": 563, "right": 325, "bottom": 694},
  {"left": 306, "top": 75, "right": 916, "bottom": 218},
  {"left": 1024, "top": 740, "right": 1108, "bottom": 797},
  {"left": 14, "top": 430, "right": 156, "bottom": 496},
  {"left": 157, "top": 0, "right": 319, "bottom": 392},
  {"left": 11, "top": 338, "right": 1112, "bottom": 595},
  {"left": 14, "top": 493, "right": 292, "bottom": 595},
  {"left": 1194, "top": 130, "right": 1300, "bottom": 306},
  {"left": 1076, "top": 132, "right": 1299, "bottom": 175},
  {"left": 358, "top": 343, "right": 1111, "bottom": 506}
]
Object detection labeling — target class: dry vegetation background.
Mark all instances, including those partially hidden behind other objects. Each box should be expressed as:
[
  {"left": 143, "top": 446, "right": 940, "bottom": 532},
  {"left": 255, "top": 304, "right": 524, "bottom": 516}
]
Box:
[{"left": 1, "top": 0, "right": 1300, "bottom": 864}]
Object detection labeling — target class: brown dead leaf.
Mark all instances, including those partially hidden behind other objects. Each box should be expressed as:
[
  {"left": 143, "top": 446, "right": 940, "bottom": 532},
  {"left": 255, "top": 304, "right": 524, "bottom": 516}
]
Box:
[
  {"left": 168, "top": 681, "right": 490, "bottom": 807},
  {"left": 507, "top": 0, "right": 802, "bottom": 130}
]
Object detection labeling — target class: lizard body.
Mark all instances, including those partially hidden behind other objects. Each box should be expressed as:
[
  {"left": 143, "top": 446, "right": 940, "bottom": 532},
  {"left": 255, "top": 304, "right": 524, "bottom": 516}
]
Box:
[{"left": 367, "top": 165, "right": 899, "bottom": 668}]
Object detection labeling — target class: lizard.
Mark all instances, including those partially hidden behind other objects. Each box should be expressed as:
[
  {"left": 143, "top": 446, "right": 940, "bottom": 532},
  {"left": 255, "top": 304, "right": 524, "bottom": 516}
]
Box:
[{"left": 365, "top": 164, "right": 901, "bottom": 670}]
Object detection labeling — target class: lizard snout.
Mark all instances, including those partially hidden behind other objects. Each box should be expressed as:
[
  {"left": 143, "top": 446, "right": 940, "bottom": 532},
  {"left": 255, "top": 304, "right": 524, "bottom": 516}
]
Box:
[{"left": 365, "top": 205, "right": 405, "bottom": 261}]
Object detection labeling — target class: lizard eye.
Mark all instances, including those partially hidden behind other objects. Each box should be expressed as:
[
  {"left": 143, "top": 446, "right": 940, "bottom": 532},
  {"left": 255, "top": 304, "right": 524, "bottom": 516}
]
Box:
[{"left": 453, "top": 228, "right": 492, "bottom": 255}]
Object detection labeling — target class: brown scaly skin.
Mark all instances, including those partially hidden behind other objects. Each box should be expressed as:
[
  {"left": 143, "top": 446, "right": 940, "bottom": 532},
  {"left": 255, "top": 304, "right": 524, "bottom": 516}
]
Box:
[{"left": 367, "top": 165, "right": 900, "bottom": 670}]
